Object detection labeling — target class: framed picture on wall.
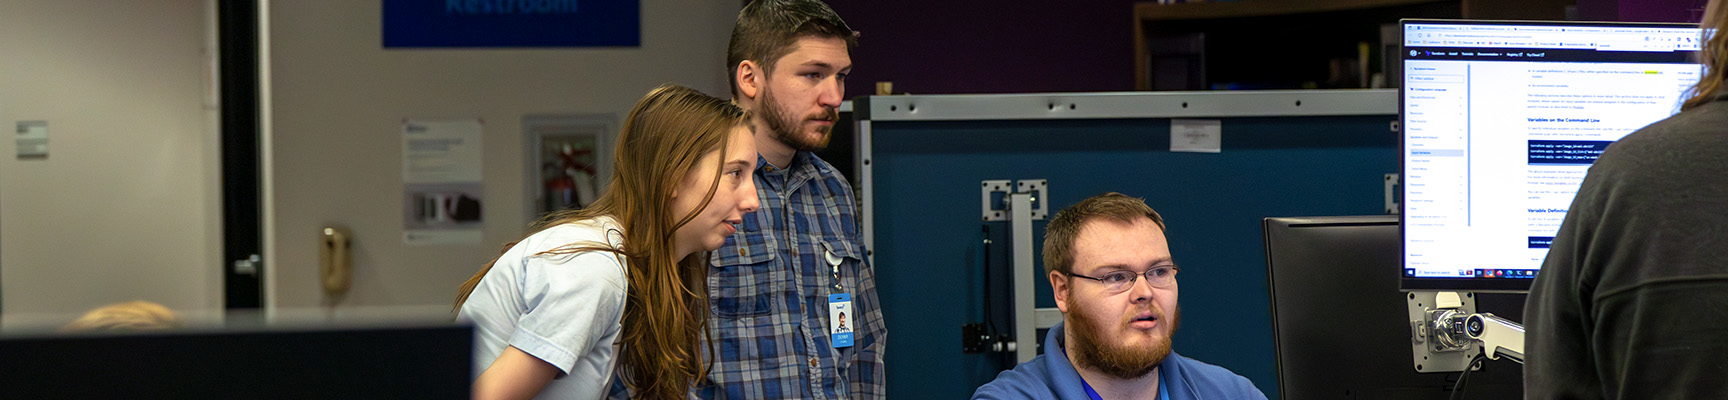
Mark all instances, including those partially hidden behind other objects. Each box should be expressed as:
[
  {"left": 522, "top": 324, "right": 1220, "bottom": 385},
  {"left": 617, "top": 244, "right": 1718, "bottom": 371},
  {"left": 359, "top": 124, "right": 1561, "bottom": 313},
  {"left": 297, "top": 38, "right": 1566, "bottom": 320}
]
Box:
[{"left": 523, "top": 114, "right": 616, "bottom": 223}]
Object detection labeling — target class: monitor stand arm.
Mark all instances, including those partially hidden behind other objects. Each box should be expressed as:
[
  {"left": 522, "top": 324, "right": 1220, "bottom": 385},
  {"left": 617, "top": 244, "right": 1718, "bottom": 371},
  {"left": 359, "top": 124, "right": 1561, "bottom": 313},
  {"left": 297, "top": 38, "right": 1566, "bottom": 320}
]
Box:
[
  {"left": 1406, "top": 291, "right": 1525, "bottom": 373},
  {"left": 1464, "top": 312, "right": 1525, "bottom": 363}
]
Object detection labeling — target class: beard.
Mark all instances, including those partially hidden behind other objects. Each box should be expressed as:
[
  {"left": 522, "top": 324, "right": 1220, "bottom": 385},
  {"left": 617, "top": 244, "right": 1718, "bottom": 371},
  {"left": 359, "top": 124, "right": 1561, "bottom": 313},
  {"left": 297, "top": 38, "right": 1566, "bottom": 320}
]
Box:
[
  {"left": 1067, "top": 297, "right": 1179, "bottom": 380},
  {"left": 759, "top": 86, "right": 836, "bottom": 152}
]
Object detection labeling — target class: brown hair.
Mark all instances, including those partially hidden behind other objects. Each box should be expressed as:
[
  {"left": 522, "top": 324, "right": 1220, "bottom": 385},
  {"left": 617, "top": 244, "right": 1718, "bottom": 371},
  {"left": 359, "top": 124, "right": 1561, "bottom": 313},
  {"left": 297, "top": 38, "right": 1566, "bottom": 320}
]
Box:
[
  {"left": 726, "top": 0, "right": 858, "bottom": 98},
  {"left": 1683, "top": 0, "right": 1728, "bottom": 111},
  {"left": 453, "top": 84, "right": 747, "bottom": 398},
  {"left": 1042, "top": 192, "right": 1167, "bottom": 275}
]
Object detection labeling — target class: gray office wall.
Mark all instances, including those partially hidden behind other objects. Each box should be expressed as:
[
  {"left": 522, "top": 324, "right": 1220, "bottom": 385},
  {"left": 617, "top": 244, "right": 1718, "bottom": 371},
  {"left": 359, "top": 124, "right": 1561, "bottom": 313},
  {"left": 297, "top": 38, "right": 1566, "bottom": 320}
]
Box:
[
  {"left": 264, "top": 1, "right": 740, "bottom": 309},
  {"left": 0, "top": 0, "right": 222, "bottom": 323}
]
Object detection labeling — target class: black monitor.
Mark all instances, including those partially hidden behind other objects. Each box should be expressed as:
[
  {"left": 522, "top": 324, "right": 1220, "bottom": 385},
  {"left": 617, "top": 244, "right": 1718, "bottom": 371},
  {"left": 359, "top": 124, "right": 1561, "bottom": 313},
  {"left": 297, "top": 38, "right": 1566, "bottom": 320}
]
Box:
[
  {"left": 0, "top": 323, "right": 472, "bottom": 399},
  {"left": 1264, "top": 216, "right": 1524, "bottom": 399},
  {"left": 1398, "top": 19, "right": 1702, "bottom": 292}
]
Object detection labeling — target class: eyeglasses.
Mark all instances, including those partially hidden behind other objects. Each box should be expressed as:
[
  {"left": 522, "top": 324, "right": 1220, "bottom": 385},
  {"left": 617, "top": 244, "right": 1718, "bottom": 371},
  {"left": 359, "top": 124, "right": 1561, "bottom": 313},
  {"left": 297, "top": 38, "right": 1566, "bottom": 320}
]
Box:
[{"left": 1063, "top": 266, "right": 1180, "bottom": 293}]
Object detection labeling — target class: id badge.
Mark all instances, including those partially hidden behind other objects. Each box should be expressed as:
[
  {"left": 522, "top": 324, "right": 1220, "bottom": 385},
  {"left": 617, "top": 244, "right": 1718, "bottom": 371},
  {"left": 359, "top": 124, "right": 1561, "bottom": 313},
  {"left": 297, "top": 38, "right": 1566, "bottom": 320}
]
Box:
[{"left": 828, "top": 293, "right": 854, "bottom": 348}]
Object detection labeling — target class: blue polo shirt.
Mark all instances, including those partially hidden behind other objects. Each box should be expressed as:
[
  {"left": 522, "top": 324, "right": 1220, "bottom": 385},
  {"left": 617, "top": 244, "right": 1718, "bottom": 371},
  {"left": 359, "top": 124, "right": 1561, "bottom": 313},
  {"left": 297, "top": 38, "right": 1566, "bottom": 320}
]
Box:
[{"left": 972, "top": 321, "right": 1267, "bottom": 400}]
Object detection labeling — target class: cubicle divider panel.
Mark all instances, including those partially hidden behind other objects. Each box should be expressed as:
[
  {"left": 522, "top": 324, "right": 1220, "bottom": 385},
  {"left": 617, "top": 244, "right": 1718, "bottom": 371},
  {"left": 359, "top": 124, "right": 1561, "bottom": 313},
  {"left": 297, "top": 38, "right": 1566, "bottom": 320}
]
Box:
[{"left": 866, "top": 115, "right": 1396, "bottom": 399}]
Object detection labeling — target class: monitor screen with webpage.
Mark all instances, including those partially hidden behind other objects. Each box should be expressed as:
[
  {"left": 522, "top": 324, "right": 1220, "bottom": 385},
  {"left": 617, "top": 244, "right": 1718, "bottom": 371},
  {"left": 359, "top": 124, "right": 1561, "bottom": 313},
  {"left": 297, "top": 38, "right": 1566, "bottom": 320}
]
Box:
[{"left": 1400, "top": 19, "right": 1703, "bottom": 292}]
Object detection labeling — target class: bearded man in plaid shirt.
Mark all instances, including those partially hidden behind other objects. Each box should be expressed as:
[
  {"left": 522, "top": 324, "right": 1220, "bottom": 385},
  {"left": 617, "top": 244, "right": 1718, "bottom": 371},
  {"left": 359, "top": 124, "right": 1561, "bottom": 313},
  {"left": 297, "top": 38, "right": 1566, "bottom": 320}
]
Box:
[{"left": 700, "top": 0, "right": 885, "bottom": 398}]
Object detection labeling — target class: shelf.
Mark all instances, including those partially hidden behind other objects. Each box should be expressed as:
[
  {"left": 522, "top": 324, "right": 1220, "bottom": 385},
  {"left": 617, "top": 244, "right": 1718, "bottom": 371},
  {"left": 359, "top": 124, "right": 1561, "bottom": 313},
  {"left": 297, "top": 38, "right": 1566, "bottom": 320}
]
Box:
[
  {"left": 1134, "top": 0, "right": 1450, "bottom": 21},
  {"left": 1131, "top": 0, "right": 1574, "bottom": 90}
]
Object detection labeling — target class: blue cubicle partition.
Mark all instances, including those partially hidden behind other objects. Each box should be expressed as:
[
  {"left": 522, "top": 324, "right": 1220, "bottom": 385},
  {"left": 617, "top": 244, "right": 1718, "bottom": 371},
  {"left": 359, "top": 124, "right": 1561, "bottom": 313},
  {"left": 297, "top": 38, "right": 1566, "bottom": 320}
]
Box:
[{"left": 854, "top": 91, "right": 1399, "bottom": 399}]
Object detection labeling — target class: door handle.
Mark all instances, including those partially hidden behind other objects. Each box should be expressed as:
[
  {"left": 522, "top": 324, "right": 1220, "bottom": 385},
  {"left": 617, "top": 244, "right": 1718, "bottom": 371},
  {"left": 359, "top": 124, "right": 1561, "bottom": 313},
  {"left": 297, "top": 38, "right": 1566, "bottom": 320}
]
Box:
[{"left": 233, "top": 254, "right": 261, "bottom": 276}]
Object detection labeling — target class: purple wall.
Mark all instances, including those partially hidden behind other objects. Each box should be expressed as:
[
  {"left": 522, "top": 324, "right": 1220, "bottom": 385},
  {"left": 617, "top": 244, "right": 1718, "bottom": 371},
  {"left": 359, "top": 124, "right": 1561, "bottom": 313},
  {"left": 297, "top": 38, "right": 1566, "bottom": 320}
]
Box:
[
  {"left": 820, "top": 0, "right": 1709, "bottom": 99},
  {"left": 1575, "top": 0, "right": 1709, "bottom": 22},
  {"left": 825, "top": 0, "right": 1139, "bottom": 98}
]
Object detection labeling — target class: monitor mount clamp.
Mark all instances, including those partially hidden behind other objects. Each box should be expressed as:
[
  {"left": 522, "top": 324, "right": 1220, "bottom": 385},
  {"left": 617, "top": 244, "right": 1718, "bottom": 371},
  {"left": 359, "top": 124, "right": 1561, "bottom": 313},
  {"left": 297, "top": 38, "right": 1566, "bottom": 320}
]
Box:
[{"left": 1406, "top": 291, "right": 1525, "bottom": 373}]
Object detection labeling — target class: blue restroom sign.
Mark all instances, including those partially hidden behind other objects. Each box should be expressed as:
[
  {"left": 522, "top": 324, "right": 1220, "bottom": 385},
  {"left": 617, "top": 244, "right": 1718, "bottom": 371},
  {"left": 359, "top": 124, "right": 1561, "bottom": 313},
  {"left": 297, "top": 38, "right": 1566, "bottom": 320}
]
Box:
[{"left": 384, "top": 0, "right": 640, "bottom": 47}]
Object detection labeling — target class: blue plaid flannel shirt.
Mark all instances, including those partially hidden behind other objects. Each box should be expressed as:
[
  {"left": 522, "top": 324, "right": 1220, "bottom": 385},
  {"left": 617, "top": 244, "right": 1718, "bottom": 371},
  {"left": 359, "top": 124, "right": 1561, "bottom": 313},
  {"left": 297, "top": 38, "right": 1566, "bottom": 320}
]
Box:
[{"left": 699, "top": 151, "right": 887, "bottom": 399}]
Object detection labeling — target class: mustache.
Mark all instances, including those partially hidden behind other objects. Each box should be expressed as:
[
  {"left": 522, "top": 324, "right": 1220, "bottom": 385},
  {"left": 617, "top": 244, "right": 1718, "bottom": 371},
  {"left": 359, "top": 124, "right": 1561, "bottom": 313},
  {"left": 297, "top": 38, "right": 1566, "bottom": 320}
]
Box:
[
  {"left": 810, "top": 107, "right": 838, "bottom": 122},
  {"left": 1125, "top": 306, "right": 1164, "bottom": 322}
]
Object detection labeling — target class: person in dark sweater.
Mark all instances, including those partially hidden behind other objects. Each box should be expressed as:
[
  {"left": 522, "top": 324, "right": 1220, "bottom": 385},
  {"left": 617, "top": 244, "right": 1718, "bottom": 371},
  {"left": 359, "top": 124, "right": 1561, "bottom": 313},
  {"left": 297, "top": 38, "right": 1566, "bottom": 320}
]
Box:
[{"left": 1524, "top": 2, "right": 1728, "bottom": 398}]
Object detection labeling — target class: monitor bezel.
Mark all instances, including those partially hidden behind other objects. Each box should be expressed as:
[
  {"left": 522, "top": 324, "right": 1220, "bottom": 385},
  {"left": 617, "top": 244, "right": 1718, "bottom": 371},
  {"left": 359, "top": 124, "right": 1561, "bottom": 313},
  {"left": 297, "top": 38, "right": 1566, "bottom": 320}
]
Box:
[{"left": 1263, "top": 215, "right": 1527, "bottom": 398}]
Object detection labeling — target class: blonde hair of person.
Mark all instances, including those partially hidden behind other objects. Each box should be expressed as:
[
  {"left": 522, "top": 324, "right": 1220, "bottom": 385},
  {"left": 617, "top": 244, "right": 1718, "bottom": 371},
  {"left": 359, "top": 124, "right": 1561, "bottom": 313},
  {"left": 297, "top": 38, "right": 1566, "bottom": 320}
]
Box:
[{"left": 61, "top": 301, "right": 181, "bottom": 332}]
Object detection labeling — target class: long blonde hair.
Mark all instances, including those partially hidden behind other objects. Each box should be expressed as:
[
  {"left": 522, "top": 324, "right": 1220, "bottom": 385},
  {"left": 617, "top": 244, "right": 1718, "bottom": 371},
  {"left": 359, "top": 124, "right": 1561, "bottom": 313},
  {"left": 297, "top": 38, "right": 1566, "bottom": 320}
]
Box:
[
  {"left": 1683, "top": 0, "right": 1728, "bottom": 111},
  {"left": 454, "top": 84, "right": 746, "bottom": 398}
]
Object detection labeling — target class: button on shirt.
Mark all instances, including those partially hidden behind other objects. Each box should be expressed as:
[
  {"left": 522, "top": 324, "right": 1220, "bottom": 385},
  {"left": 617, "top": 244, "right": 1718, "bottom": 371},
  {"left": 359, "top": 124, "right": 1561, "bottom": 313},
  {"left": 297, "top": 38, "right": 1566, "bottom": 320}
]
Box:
[{"left": 702, "top": 152, "right": 887, "bottom": 399}]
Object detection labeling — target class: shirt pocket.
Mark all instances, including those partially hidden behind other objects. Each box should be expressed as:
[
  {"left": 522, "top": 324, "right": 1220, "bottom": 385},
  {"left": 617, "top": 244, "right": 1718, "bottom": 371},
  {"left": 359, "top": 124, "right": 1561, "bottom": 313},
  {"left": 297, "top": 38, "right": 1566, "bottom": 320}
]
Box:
[
  {"left": 710, "top": 229, "right": 779, "bottom": 318},
  {"left": 818, "top": 238, "right": 863, "bottom": 282}
]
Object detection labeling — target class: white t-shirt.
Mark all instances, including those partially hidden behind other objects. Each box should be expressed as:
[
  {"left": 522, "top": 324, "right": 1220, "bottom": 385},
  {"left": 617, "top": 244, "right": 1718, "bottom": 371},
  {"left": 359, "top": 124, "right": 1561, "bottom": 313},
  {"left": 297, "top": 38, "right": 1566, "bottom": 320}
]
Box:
[{"left": 458, "top": 216, "right": 626, "bottom": 400}]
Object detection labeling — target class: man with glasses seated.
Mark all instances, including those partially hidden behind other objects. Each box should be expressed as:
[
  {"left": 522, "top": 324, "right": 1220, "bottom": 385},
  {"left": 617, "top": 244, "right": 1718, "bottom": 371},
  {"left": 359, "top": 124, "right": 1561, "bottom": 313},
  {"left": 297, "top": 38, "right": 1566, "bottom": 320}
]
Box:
[{"left": 973, "top": 192, "right": 1266, "bottom": 400}]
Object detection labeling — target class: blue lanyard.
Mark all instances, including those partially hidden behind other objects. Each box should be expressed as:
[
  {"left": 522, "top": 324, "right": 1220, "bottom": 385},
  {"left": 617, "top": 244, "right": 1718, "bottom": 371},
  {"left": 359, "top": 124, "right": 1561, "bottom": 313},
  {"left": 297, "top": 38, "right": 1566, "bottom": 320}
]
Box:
[{"left": 1080, "top": 371, "right": 1168, "bottom": 400}]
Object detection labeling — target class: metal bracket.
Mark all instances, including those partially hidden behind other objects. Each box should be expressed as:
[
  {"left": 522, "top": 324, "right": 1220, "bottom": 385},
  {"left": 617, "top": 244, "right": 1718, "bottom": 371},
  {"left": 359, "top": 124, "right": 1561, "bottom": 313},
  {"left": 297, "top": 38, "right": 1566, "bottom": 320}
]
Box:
[
  {"left": 981, "top": 180, "right": 1012, "bottom": 221},
  {"left": 981, "top": 179, "right": 1048, "bottom": 222},
  {"left": 979, "top": 178, "right": 1052, "bottom": 363},
  {"left": 1017, "top": 179, "right": 1049, "bottom": 220},
  {"left": 1406, "top": 291, "right": 1480, "bottom": 373},
  {"left": 1385, "top": 173, "right": 1400, "bottom": 214}
]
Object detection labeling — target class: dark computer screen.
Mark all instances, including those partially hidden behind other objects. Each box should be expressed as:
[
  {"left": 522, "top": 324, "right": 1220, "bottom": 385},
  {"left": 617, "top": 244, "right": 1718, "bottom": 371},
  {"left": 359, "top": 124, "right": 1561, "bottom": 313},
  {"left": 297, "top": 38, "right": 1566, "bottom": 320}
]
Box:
[
  {"left": 1398, "top": 19, "right": 1702, "bottom": 292},
  {"left": 0, "top": 324, "right": 472, "bottom": 399},
  {"left": 1264, "top": 216, "right": 1523, "bottom": 399}
]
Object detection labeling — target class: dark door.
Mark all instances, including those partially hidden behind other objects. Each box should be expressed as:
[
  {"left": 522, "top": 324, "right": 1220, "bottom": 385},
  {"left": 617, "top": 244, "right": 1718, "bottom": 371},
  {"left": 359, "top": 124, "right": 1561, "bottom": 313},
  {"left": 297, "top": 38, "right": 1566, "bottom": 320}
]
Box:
[{"left": 220, "top": 0, "right": 263, "bottom": 310}]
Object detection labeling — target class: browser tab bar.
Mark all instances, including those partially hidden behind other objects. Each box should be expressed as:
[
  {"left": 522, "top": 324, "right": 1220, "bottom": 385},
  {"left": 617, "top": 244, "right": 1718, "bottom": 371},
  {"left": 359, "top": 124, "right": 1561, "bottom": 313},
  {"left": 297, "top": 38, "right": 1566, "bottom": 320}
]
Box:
[{"left": 1406, "top": 23, "right": 1703, "bottom": 52}]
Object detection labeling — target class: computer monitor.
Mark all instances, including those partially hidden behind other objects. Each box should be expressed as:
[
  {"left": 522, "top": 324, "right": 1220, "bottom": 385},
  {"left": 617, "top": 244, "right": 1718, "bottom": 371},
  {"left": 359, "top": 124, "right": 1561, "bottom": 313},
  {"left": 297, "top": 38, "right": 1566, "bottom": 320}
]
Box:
[
  {"left": 1399, "top": 19, "right": 1703, "bottom": 292},
  {"left": 0, "top": 323, "right": 473, "bottom": 398},
  {"left": 1264, "top": 216, "right": 1524, "bottom": 399}
]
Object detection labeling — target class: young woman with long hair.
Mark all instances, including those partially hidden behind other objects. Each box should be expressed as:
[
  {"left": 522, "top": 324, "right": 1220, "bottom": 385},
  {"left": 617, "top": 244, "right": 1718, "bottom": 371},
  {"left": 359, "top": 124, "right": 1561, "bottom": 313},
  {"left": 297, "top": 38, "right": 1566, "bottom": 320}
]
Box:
[{"left": 453, "top": 84, "right": 758, "bottom": 399}]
